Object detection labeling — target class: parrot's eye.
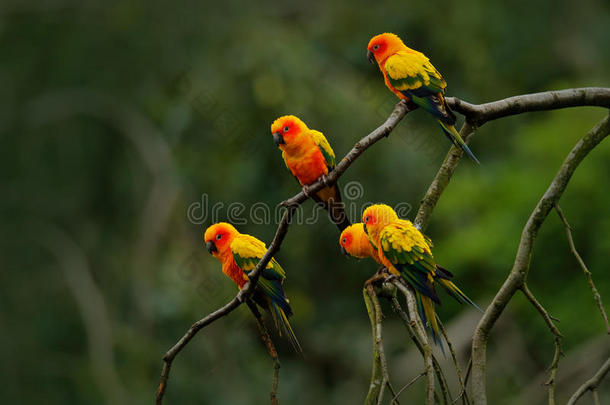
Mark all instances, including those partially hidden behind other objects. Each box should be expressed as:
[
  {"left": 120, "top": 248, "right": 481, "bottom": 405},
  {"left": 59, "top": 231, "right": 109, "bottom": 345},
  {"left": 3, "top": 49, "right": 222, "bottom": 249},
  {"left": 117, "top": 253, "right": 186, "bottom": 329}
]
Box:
[
  {"left": 283, "top": 126, "right": 290, "bottom": 132},
  {"left": 373, "top": 44, "right": 380, "bottom": 51},
  {"left": 342, "top": 238, "right": 346, "bottom": 244},
  {"left": 216, "top": 234, "right": 222, "bottom": 240},
  {"left": 364, "top": 215, "right": 370, "bottom": 223}
]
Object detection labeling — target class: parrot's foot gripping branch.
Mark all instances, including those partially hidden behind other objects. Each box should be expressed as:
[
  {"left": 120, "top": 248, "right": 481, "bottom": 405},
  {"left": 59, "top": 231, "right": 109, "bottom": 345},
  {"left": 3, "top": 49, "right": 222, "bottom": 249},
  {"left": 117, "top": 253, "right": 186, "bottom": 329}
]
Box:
[{"left": 301, "top": 184, "right": 314, "bottom": 197}]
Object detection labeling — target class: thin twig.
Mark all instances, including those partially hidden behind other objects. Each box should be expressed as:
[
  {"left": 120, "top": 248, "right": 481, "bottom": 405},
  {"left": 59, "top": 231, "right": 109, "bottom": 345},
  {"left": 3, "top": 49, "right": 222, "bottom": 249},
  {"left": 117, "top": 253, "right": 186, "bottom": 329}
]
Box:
[
  {"left": 391, "top": 372, "right": 426, "bottom": 402},
  {"left": 363, "top": 284, "right": 397, "bottom": 405},
  {"left": 470, "top": 114, "right": 610, "bottom": 405},
  {"left": 438, "top": 319, "right": 471, "bottom": 405},
  {"left": 247, "top": 301, "right": 281, "bottom": 405},
  {"left": 389, "top": 294, "right": 450, "bottom": 405},
  {"left": 520, "top": 284, "right": 563, "bottom": 405},
  {"left": 566, "top": 357, "right": 610, "bottom": 405},
  {"left": 393, "top": 281, "right": 436, "bottom": 405},
  {"left": 555, "top": 204, "right": 610, "bottom": 334},
  {"left": 592, "top": 389, "right": 600, "bottom": 405}
]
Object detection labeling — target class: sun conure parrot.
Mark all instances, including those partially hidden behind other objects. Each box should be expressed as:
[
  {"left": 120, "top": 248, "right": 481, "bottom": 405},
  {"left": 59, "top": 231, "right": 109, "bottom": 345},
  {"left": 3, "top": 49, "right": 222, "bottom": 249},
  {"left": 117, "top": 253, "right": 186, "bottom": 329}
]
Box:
[
  {"left": 366, "top": 33, "right": 479, "bottom": 164},
  {"left": 339, "top": 223, "right": 381, "bottom": 263},
  {"left": 361, "top": 204, "right": 479, "bottom": 343},
  {"left": 271, "top": 115, "right": 351, "bottom": 231},
  {"left": 204, "top": 222, "right": 302, "bottom": 352}
]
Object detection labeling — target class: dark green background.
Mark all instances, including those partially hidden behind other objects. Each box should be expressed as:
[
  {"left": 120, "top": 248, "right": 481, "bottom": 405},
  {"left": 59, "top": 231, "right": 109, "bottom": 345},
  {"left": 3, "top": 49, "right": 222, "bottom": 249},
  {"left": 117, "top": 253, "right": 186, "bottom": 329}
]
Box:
[{"left": 2, "top": 0, "right": 609, "bottom": 403}]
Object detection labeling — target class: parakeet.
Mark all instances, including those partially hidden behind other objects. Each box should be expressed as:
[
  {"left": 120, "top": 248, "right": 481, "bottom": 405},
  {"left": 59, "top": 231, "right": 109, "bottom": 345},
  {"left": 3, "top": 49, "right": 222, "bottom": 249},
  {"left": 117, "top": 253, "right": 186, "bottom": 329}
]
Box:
[
  {"left": 204, "top": 222, "right": 301, "bottom": 352},
  {"left": 367, "top": 33, "right": 479, "bottom": 164},
  {"left": 271, "top": 115, "right": 351, "bottom": 231},
  {"left": 361, "top": 204, "right": 479, "bottom": 342},
  {"left": 339, "top": 223, "right": 381, "bottom": 263}
]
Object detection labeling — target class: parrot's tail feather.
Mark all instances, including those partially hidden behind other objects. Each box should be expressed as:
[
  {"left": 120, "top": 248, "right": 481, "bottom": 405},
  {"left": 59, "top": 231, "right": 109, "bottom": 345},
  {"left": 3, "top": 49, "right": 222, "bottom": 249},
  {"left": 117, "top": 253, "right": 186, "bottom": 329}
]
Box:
[
  {"left": 272, "top": 302, "right": 303, "bottom": 354},
  {"left": 437, "top": 276, "right": 482, "bottom": 312},
  {"left": 418, "top": 295, "right": 443, "bottom": 352},
  {"left": 314, "top": 185, "right": 351, "bottom": 231},
  {"left": 437, "top": 120, "right": 480, "bottom": 164}
]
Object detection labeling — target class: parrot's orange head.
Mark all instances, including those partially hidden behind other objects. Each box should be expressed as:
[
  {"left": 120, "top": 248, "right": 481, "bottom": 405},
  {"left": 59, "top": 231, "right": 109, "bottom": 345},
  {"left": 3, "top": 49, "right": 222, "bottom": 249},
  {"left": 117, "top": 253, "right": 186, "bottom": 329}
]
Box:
[
  {"left": 340, "top": 223, "right": 373, "bottom": 259},
  {"left": 367, "top": 33, "right": 405, "bottom": 65},
  {"left": 362, "top": 204, "right": 399, "bottom": 242},
  {"left": 204, "top": 222, "right": 238, "bottom": 258},
  {"left": 270, "top": 115, "right": 308, "bottom": 151}
]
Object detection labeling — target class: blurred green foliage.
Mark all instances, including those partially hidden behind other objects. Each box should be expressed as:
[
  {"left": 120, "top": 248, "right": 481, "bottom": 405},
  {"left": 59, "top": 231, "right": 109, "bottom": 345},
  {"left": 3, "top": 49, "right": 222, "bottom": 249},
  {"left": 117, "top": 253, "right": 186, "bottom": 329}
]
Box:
[{"left": 1, "top": 0, "right": 609, "bottom": 403}]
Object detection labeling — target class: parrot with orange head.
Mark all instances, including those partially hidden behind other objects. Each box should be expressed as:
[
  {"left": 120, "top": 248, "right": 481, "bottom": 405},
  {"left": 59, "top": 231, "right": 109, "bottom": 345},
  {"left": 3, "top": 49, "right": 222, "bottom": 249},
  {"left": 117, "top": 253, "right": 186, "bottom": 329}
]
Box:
[
  {"left": 271, "top": 115, "right": 351, "bottom": 231},
  {"left": 204, "top": 222, "right": 302, "bottom": 352},
  {"left": 361, "top": 204, "right": 479, "bottom": 343},
  {"left": 367, "top": 33, "right": 479, "bottom": 163}
]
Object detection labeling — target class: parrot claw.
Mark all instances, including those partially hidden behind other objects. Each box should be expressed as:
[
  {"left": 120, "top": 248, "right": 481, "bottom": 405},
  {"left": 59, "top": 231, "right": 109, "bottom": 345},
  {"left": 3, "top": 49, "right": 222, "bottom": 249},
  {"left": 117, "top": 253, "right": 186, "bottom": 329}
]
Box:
[
  {"left": 320, "top": 174, "right": 332, "bottom": 187},
  {"left": 301, "top": 184, "right": 313, "bottom": 197},
  {"left": 384, "top": 273, "right": 400, "bottom": 283}
]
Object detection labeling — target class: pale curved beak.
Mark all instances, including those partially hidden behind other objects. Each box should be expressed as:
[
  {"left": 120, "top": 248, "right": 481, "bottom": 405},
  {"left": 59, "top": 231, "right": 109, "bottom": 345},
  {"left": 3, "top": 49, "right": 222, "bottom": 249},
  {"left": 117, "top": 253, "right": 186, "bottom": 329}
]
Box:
[{"left": 367, "top": 50, "right": 376, "bottom": 65}]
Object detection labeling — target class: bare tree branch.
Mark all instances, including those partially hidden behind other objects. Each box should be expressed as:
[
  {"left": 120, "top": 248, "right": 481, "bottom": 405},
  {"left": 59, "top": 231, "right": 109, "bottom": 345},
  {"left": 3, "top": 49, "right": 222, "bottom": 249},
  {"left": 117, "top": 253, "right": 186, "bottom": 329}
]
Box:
[
  {"left": 247, "top": 301, "right": 280, "bottom": 405},
  {"left": 438, "top": 319, "right": 471, "bottom": 405},
  {"left": 416, "top": 88, "right": 610, "bottom": 231},
  {"left": 391, "top": 371, "right": 426, "bottom": 402},
  {"left": 447, "top": 87, "right": 610, "bottom": 126},
  {"left": 555, "top": 205, "right": 610, "bottom": 334},
  {"left": 520, "top": 284, "right": 563, "bottom": 405},
  {"left": 390, "top": 295, "right": 451, "bottom": 405},
  {"left": 156, "top": 101, "right": 417, "bottom": 404},
  {"left": 157, "top": 88, "right": 610, "bottom": 403},
  {"left": 363, "top": 284, "right": 398, "bottom": 405},
  {"left": 393, "top": 281, "right": 436, "bottom": 405},
  {"left": 566, "top": 357, "right": 610, "bottom": 405},
  {"left": 470, "top": 113, "right": 610, "bottom": 405}
]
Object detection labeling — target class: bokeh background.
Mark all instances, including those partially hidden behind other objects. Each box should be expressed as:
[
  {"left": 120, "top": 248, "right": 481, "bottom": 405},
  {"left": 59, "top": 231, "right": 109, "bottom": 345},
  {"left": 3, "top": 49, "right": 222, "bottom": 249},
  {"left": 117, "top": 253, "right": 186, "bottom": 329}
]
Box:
[{"left": 2, "top": 0, "right": 609, "bottom": 403}]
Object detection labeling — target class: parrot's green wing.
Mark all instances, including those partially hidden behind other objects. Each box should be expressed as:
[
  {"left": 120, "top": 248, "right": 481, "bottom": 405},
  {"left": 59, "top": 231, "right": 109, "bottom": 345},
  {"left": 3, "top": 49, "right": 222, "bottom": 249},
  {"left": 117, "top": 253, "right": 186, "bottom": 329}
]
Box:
[
  {"left": 231, "top": 234, "right": 292, "bottom": 315},
  {"left": 385, "top": 50, "right": 447, "bottom": 96},
  {"left": 379, "top": 222, "right": 440, "bottom": 303},
  {"left": 231, "top": 234, "right": 286, "bottom": 280},
  {"left": 310, "top": 129, "right": 336, "bottom": 170}
]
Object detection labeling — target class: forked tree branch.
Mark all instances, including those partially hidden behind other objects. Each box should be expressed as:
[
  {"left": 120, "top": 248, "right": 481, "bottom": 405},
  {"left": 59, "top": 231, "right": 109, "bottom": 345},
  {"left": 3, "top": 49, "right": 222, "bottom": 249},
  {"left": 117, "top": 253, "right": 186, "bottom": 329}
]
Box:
[
  {"left": 363, "top": 284, "right": 398, "bottom": 405},
  {"left": 555, "top": 205, "right": 610, "bottom": 334},
  {"left": 157, "top": 87, "right": 610, "bottom": 404},
  {"left": 392, "top": 281, "right": 436, "bottom": 405},
  {"left": 156, "top": 101, "right": 417, "bottom": 404},
  {"left": 470, "top": 113, "right": 610, "bottom": 405},
  {"left": 416, "top": 87, "right": 610, "bottom": 231},
  {"left": 390, "top": 296, "right": 453, "bottom": 405},
  {"left": 247, "top": 301, "right": 280, "bottom": 405},
  {"left": 520, "top": 284, "right": 563, "bottom": 405}
]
